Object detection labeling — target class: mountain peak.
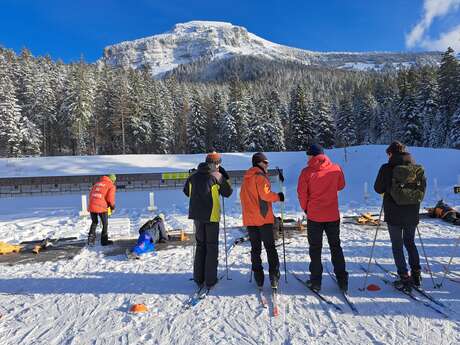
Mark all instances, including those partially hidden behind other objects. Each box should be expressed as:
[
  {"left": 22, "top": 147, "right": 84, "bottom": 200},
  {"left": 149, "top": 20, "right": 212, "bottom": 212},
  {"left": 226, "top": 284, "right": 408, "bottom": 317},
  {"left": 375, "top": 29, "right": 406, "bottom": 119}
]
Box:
[
  {"left": 172, "top": 21, "right": 236, "bottom": 30},
  {"left": 102, "top": 21, "right": 443, "bottom": 78}
]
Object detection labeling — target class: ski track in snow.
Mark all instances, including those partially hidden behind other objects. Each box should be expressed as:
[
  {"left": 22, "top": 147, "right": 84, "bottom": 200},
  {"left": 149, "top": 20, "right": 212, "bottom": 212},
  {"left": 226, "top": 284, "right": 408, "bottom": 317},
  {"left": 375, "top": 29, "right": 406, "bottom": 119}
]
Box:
[{"left": 0, "top": 210, "right": 460, "bottom": 344}]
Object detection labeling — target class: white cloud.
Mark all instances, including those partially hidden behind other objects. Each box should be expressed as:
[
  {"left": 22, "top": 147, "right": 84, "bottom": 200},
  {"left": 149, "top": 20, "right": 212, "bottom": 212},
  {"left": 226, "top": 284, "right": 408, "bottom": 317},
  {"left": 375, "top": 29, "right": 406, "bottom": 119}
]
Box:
[
  {"left": 420, "top": 24, "right": 460, "bottom": 51},
  {"left": 406, "top": 0, "right": 460, "bottom": 50}
]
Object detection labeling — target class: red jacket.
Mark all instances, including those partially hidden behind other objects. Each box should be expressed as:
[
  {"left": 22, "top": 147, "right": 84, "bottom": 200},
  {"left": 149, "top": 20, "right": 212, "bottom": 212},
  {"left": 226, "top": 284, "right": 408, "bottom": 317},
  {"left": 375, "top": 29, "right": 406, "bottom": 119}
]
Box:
[
  {"left": 88, "top": 176, "right": 116, "bottom": 213},
  {"left": 240, "top": 167, "right": 280, "bottom": 226},
  {"left": 297, "top": 154, "right": 345, "bottom": 222}
]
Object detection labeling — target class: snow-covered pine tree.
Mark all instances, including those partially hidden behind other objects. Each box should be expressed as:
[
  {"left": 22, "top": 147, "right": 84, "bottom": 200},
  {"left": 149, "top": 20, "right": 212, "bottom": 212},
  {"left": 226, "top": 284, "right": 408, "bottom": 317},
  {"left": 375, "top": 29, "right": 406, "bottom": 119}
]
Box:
[
  {"left": 61, "top": 58, "right": 95, "bottom": 155},
  {"left": 126, "top": 68, "right": 152, "bottom": 153},
  {"left": 20, "top": 116, "right": 42, "bottom": 156},
  {"left": 220, "top": 108, "right": 238, "bottom": 152},
  {"left": 158, "top": 81, "right": 176, "bottom": 153},
  {"left": 187, "top": 89, "right": 207, "bottom": 153},
  {"left": 449, "top": 107, "right": 460, "bottom": 148},
  {"left": 29, "top": 56, "right": 58, "bottom": 155},
  {"left": 16, "top": 48, "right": 36, "bottom": 119},
  {"left": 353, "top": 85, "right": 377, "bottom": 144},
  {"left": 288, "top": 84, "right": 314, "bottom": 150},
  {"left": 398, "top": 68, "right": 422, "bottom": 146},
  {"left": 335, "top": 95, "right": 357, "bottom": 147},
  {"left": 264, "top": 90, "right": 285, "bottom": 151},
  {"left": 106, "top": 69, "right": 131, "bottom": 154},
  {"left": 146, "top": 81, "right": 170, "bottom": 154},
  {"left": 314, "top": 96, "right": 335, "bottom": 148},
  {"left": 437, "top": 47, "right": 460, "bottom": 146},
  {"left": 169, "top": 82, "right": 189, "bottom": 154},
  {"left": 0, "top": 63, "right": 26, "bottom": 157},
  {"left": 228, "top": 79, "right": 250, "bottom": 151},
  {"left": 415, "top": 66, "right": 439, "bottom": 146},
  {"left": 209, "top": 90, "right": 227, "bottom": 152},
  {"left": 247, "top": 96, "right": 267, "bottom": 151}
]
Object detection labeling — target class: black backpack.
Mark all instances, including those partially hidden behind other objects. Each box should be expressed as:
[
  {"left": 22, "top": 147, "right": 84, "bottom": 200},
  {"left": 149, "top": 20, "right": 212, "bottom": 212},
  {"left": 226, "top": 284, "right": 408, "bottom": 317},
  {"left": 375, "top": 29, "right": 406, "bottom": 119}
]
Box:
[{"left": 390, "top": 164, "right": 426, "bottom": 205}]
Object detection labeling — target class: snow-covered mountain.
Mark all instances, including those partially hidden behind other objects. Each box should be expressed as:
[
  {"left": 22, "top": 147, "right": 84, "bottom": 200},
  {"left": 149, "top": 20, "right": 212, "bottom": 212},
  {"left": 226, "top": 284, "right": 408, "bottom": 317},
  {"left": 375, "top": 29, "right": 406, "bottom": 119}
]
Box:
[{"left": 101, "top": 21, "right": 442, "bottom": 78}]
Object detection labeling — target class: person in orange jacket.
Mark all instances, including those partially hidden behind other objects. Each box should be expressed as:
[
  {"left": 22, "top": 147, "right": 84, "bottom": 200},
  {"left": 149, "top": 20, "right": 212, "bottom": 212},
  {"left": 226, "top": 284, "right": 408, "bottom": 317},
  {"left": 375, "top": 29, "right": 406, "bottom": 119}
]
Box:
[
  {"left": 297, "top": 144, "right": 347, "bottom": 292},
  {"left": 88, "top": 174, "right": 117, "bottom": 246},
  {"left": 240, "top": 152, "right": 284, "bottom": 289}
]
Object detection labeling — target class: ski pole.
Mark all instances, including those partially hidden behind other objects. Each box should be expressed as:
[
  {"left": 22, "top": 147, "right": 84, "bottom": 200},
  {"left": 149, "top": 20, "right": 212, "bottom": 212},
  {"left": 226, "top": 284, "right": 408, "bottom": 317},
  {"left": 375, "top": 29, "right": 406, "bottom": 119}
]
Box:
[
  {"left": 436, "top": 235, "right": 460, "bottom": 288},
  {"left": 222, "top": 196, "right": 231, "bottom": 280},
  {"left": 359, "top": 202, "right": 384, "bottom": 291},
  {"left": 416, "top": 225, "right": 436, "bottom": 288},
  {"left": 276, "top": 166, "right": 288, "bottom": 283},
  {"left": 191, "top": 221, "right": 196, "bottom": 271}
]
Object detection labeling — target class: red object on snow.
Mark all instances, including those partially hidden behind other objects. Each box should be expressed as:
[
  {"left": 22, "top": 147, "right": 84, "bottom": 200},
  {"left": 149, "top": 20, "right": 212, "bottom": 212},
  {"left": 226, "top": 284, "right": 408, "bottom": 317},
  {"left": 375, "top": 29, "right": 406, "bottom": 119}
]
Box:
[
  {"left": 367, "top": 284, "right": 381, "bottom": 291},
  {"left": 129, "top": 303, "right": 148, "bottom": 313}
]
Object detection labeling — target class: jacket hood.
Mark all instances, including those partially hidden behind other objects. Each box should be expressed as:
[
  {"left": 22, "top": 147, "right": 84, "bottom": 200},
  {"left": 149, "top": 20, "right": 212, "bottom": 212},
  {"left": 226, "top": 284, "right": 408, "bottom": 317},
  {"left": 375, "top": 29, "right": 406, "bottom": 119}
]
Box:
[
  {"left": 389, "top": 152, "right": 414, "bottom": 166},
  {"left": 244, "top": 166, "right": 265, "bottom": 179},
  {"left": 101, "top": 176, "right": 113, "bottom": 184},
  {"left": 196, "top": 162, "right": 218, "bottom": 174},
  {"left": 307, "top": 154, "right": 332, "bottom": 171}
]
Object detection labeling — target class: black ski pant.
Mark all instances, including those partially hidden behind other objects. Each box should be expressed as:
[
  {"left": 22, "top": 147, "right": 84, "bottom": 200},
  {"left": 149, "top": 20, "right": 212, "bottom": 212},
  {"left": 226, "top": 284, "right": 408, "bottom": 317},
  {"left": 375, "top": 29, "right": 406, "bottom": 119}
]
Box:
[
  {"left": 387, "top": 223, "right": 421, "bottom": 276},
  {"left": 248, "top": 223, "right": 280, "bottom": 284},
  {"left": 307, "top": 219, "right": 347, "bottom": 283},
  {"left": 89, "top": 212, "right": 109, "bottom": 238},
  {"left": 194, "top": 220, "right": 219, "bottom": 288}
]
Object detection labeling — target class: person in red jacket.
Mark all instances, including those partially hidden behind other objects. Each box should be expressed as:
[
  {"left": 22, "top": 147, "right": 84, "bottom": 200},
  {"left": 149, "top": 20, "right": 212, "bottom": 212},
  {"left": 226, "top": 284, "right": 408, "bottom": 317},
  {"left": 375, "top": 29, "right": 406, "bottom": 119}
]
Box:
[
  {"left": 88, "top": 174, "right": 117, "bottom": 246},
  {"left": 297, "top": 144, "right": 348, "bottom": 291},
  {"left": 240, "top": 152, "right": 284, "bottom": 289}
]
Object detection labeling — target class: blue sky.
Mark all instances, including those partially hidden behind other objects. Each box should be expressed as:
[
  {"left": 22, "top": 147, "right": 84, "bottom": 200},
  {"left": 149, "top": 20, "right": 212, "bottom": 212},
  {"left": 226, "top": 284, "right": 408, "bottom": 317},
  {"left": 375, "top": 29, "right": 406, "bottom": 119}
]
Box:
[{"left": 1, "top": 0, "right": 460, "bottom": 62}]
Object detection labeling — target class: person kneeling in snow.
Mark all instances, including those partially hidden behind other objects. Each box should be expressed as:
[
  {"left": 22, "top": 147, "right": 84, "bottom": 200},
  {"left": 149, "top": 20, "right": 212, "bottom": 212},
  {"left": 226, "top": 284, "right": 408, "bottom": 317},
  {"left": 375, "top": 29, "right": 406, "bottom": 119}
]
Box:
[
  {"left": 130, "top": 214, "right": 169, "bottom": 257},
  {"left": 427, "top": 200, "right": 460, "bottom": 226}
]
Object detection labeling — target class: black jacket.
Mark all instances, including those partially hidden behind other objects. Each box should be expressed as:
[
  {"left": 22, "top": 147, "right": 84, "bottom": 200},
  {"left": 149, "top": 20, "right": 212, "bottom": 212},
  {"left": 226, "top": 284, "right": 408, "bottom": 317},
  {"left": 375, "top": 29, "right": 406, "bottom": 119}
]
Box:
[
  {"left": 183, "top": 162, "right": 233, "bottom": 223},
  {"left": 374, "top": 152, "right": 421, "bottom": 225}
]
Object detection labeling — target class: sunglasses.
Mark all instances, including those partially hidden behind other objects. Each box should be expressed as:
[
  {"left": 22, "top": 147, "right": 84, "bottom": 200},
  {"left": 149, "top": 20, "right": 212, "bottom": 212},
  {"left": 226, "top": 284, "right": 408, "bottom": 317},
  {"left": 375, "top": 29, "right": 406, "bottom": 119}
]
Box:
[{"left": 261, "top": 160, "right": 269, "bottom": 165}]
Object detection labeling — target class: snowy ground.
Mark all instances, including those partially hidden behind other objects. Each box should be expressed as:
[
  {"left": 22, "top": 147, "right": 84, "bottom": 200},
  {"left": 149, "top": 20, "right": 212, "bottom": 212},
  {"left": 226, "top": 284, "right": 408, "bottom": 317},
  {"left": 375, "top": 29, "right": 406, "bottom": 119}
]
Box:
[{"left": 0, "top": 146, "right": 459, "bottom": 345}]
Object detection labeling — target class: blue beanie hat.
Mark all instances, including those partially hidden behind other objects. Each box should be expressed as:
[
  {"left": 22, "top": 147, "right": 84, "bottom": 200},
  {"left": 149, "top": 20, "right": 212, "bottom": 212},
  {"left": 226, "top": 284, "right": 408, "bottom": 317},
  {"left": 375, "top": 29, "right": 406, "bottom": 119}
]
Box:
[{"left": 306, "top": 144, "right": 324, "bottom": 156}]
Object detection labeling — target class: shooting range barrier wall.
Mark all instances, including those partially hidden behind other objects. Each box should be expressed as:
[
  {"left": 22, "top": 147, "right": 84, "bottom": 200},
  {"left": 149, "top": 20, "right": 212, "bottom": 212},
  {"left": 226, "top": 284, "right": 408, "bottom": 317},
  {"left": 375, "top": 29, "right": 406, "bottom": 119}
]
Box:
[{"left": 0, "top": 169, "right": 281, "bottom": 198}]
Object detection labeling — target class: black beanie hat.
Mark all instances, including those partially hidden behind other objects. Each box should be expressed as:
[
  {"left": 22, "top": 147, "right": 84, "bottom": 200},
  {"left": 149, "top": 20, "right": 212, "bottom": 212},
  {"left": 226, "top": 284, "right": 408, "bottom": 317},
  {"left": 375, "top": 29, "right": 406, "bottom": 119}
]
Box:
[
  {"left": 306, "top": 143, "right": 324, "bottom": 156},
  {"left": 252, "top": 152, "right": 268, "bottom": 167}
]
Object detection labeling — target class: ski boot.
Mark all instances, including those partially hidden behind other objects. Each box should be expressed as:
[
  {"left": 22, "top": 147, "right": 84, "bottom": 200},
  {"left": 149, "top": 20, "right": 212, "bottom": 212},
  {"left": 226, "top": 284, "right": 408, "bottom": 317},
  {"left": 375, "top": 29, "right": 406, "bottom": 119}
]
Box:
[
  {"left": 101, "top": 235, "right": 113, "bottom": 246},
  {"left": 337, "top": 272, "right": 349, "bottom": 292},
  {"left": 269, "top": 271, "right": 280, "bottom": 290},
  {"left": 126, "top": 249, "right": 140, "bottom": 260},
  {"left": 253, "top": 270, "right": 264, "bottom": 288},
  {"left": 411, "top": 269, "right": 422, "bottom": 288},
  {"left": 306, "top": 279, "right": 321, "bottom": 292},
  {"left": 87, "top": 232, "right": 96, "bottom": 246},
  {"left": 394, "top": 273, "right": 412, "bottom": 292}
]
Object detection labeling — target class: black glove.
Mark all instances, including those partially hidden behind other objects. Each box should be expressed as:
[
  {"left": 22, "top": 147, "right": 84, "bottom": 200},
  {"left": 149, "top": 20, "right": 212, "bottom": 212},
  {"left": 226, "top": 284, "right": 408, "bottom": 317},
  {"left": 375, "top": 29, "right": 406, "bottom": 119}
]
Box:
[
  {"left": 218, "top": 166, "right": 230, "bottom": 180},
  {"left": 278, "top": 192, "right": 285, "bottom": 202},
  {"left": 276, "top": 167, "right": 284, "bottom": 183}
]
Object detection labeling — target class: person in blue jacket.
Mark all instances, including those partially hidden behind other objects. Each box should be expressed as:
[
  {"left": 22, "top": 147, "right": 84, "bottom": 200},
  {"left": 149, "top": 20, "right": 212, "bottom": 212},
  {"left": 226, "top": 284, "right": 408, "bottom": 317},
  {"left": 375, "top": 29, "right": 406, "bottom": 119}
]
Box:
[{"left": 129, "top": 214, "right": 168, "bottom": 257}]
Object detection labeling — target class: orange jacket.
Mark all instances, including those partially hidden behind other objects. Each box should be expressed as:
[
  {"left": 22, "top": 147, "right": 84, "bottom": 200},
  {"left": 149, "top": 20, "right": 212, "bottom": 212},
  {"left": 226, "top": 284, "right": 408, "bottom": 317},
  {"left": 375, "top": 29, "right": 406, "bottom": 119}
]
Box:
[
  {"left": 88, "top": 176, "right": 116, "bottom": 213},
  {"left": 240, "top": 167, "right": 280, "bottom": 226}
]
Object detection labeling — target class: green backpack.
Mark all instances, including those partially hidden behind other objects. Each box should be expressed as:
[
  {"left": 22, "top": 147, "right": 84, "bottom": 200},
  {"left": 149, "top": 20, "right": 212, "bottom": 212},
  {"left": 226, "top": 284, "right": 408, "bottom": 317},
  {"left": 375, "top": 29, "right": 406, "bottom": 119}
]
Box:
[{"left": 390, "top": 164, "right": 426, "bottom": 205}]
